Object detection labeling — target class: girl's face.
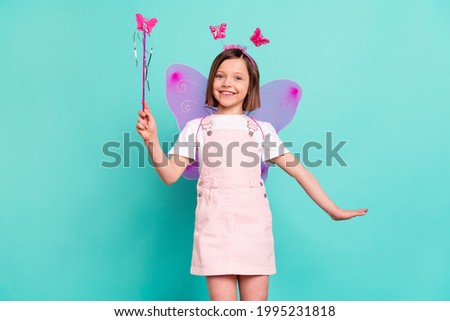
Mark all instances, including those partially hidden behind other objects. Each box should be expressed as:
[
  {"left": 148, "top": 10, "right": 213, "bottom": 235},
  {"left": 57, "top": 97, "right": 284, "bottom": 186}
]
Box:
[{"left": 213, "top": 58, "right": 250, "bottom": 114}]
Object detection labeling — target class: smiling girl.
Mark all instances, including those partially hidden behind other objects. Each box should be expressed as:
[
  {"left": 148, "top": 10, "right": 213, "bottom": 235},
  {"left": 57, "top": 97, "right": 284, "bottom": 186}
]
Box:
[{"left": 136, "top": 48, "right": 368, "bottom": 301}]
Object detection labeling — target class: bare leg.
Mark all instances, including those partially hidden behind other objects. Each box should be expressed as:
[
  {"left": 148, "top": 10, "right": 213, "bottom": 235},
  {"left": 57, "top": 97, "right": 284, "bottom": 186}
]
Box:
[
  {"left": 237, "top": 275, "right": 269, "bottom": 301},
  {"left": 206, "top": 275, "right": 238, "bottom": 301}
]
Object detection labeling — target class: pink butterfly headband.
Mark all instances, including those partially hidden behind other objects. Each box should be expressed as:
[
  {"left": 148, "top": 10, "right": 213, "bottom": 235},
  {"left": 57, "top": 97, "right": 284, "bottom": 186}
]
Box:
[{"left": 209, "top": 23, "right": 270, "bottom": 67}]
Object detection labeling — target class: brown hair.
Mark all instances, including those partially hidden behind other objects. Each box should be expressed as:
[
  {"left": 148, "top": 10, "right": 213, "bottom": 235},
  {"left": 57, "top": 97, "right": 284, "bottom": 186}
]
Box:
[{"left": 205, "top": 49, "right": 261, "bottom": 112}]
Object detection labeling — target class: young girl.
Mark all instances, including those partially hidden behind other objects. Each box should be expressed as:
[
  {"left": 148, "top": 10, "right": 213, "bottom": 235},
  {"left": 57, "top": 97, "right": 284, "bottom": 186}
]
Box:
[{"left": 136, "top": 48, "right": 368, "bottom": 301}]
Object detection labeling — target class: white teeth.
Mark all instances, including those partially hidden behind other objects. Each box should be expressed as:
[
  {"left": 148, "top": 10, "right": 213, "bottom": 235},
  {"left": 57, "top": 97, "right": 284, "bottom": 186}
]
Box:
[{"left": 221, "top": 91, "right": 235, "bottom": 95}]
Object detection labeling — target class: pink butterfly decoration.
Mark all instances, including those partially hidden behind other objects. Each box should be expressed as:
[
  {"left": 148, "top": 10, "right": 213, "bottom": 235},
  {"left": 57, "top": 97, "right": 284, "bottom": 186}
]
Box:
[
  {"left": 250, "top": 28, "right": 270, "bottom": 47},
  {"left": 209, "top": 23, "right": 227, "bottom": 40},
  {"left": 136, "top": 14, "right": 158, "bottom": 34}
]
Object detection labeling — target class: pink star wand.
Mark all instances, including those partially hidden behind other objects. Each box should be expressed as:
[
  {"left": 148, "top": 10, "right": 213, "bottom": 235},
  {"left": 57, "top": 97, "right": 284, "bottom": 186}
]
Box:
[{"left": 135, "top": 14, "right": 158, "bottom": 110}]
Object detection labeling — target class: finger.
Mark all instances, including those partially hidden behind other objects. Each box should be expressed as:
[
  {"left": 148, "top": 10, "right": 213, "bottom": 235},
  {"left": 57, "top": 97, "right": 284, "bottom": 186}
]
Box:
[
  {"left": 139, "top": 118, "right": 150, "bottom": 129},
  {"left": 145, "top": 107, "right": 153, "bottom": 117},
  {"left": 138, "top": 119, "right": 149, "bottom": 129},
  {"left": 136, "top": 123, "right": 146, "bottom": 130},
  {"left": 353, "top": 210, "right": 366, "bottom": 217},
  {"left": 138, "top": 110, "right": 147, "bottom": 119},
  {"left": 146, "top": 109, "right": 155, "bottom": 122},
  {"left": 144, "top": 101, "right": 151, "bottom": 112},
  {"left": 138, "top": 115, "right": 148, "bottom": 123},
  {"left": 137, "top": 121, "right": 150, "bottom": 130}
]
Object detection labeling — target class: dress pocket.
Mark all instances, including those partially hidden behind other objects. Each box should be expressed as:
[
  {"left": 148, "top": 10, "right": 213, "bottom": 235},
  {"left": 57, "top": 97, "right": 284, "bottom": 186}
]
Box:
[
  {"left": 248, "top": 182, "right": 270, "bottom": 222},
  {"left": 195, "top": 183, "right": 214, "bottom": 220}
]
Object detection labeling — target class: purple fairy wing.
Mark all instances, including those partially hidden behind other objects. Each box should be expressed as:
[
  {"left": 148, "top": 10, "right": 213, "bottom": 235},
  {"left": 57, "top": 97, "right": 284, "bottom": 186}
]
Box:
[
  {"left": 166, "top": 64, "right": 213, "bottom": 180},
  {"left": 182, "top": 161, "right": 200, "bottom": 180},
  {"left": 166, "top": 64, "right": 213, "bottom": 130},
  {"left": 249, "top": 80, "right": 302, "bottom": 181},
  {"left": 249, "top": 80, "right": 302, "bottom": 132},
  {"left": 260, "top": 162, "right": 269, "bottom": 181}
]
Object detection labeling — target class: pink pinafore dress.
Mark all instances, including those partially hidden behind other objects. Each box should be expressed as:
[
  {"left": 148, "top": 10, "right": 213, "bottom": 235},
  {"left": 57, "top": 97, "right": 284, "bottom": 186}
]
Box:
[{"left": 190, "top": 115, "right": 276, "bottom": 276}]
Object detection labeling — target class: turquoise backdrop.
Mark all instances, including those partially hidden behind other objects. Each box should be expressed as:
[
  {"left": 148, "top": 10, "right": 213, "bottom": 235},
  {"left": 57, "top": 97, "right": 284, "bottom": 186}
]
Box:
[{"left": 1, "top": 0, "right": 449, "bottom": 300}]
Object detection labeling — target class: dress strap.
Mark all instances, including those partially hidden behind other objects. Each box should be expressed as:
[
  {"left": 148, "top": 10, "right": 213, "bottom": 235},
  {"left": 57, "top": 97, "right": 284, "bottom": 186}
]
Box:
[
  {"left": 196, "top": 115, "right": 264, "bottom": 140},
  {"left": 195, "top": 115, "right": 213, "bottom": 142},
  {"left": 247, "top": 115, "right": 264, "bottom": 139}
]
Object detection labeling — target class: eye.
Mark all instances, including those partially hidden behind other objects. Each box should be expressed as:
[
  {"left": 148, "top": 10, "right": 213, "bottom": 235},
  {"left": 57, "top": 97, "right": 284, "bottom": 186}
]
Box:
[
  {"left": 235, "top": 76, "right": 243, "bottom": 81},
  {"left": 215, "top": 74, "right": 224, "bottom": 79}
]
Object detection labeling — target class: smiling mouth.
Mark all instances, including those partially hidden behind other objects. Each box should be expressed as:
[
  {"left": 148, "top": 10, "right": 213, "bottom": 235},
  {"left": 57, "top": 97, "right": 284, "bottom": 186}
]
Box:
[{"left": 219, "top": 91, "right": 236, "bottom": 96}]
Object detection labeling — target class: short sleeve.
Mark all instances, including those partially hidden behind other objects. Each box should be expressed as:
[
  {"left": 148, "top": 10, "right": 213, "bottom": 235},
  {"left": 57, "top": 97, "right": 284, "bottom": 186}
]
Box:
[
  {"left": 261, "top": 122, "right": 289, "bottom": 164},
  {"left": 168, "top": 120, "right": 198, "bottom": 162}
]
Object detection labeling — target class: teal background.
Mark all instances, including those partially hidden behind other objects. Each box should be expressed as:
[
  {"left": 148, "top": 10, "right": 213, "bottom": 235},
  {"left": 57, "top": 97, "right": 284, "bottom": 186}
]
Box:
[{"left": 1, "top": 0, "right": 449, "bottom": 300}]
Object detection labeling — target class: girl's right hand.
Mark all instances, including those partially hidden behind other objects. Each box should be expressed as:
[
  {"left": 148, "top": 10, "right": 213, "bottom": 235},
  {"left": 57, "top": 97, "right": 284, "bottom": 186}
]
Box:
[{"left": 136, "top": 101, "right": 158, "bottom": 143}]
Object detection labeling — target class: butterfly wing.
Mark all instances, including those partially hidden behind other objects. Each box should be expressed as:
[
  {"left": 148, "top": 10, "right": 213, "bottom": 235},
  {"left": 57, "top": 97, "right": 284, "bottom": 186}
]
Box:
[
  {"left": 146, "top": 18, "right": 158, "bottom": 34},
  {"left": 135, "top": 13, "right": 145, "bottom": 30},
  {"left": 182, "top": 163, "right": 200, "bottom": 179},
  {"left": 166, "top": 67, "right": 302, "bottom": 181},
  {"left": 166, "top": 64, "right": 212, "bottom": 130},
  {"left": 261, "top": 162, "right": 269, "bottom": 181},
  {"left": 209, "top": 25, "right": 218, "bottom": 39},
  {"left": 166, "top": 64, "right": 213, "bottom": 180},
  {"left": 249, "top": 80, "right": 302, "bottom": 132},
  {"left": 250, "top": 80, "right": 302, "bottom": 181},
  {"left": 218, "top": 23, "right": 227, "bottom": 39},
  {"left": 249, "top": 28, "right": 260, "bottom": 43},
  {"left": 256, "top": 37, "right": 270, "bottom": 47}
]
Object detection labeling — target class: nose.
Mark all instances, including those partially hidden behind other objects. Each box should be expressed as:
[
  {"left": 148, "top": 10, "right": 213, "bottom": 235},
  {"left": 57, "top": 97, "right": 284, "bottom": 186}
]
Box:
[{"left": 221, "top": 77, "right": 231, "bottom": 87}]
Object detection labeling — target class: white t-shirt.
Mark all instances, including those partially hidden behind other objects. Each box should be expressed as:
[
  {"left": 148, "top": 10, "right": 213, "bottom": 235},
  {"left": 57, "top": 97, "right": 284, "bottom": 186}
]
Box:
[{"left": 168, "top": 114, "right": 289, "bottom": 167}]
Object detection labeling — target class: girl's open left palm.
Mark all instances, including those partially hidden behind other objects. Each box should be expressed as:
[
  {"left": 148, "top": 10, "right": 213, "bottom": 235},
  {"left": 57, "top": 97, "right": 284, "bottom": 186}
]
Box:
[{"left": 330, "top": 208, "right": 368, "bottom": 221}]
